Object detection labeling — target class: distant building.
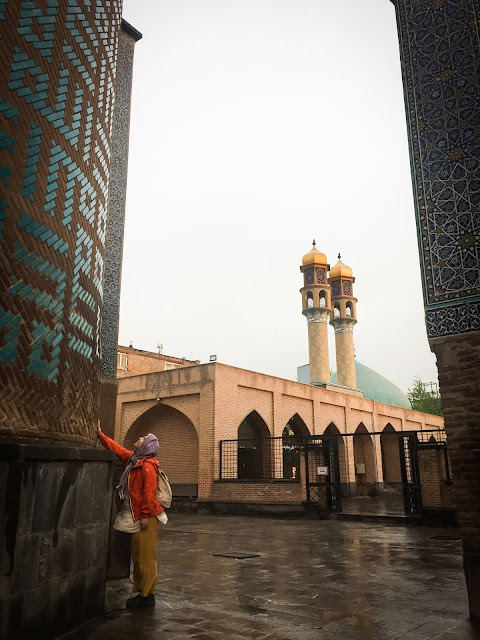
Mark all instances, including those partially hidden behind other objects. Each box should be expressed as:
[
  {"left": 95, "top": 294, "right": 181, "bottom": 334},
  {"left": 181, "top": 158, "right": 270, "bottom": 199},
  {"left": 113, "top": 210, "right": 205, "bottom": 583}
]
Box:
[{"left": 117, "top": 345, "right": 200, "bottom": 377}]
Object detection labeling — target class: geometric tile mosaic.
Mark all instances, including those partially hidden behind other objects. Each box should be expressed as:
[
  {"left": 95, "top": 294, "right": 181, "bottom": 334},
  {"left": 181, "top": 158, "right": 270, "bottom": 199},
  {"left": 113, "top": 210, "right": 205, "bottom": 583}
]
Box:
[
  {"left": 393, "top": 0, "right": 480, "bottom": 337},
  {"left": 101, "top": 25, "right": 140, "bottom": 380},
  {"left": 0, "top": 0, "right": 121, "bottom": 443}
]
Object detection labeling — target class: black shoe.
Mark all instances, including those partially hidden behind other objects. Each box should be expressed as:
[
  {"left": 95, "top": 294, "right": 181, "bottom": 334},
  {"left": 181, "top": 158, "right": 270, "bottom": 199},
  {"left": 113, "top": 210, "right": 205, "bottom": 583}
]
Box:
[{"left": 126, "top": 594, "right": 155, "bottom": 609}]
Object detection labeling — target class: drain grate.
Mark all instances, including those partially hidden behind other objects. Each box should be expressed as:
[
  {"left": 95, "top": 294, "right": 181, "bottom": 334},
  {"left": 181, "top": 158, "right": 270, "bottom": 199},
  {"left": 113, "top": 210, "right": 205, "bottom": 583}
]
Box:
[
  {"left": 213, "top": 552, "right": 261, "bottom": 559},
  {"left": 430, "top": 535, "right": 461, "bottom": 541}
]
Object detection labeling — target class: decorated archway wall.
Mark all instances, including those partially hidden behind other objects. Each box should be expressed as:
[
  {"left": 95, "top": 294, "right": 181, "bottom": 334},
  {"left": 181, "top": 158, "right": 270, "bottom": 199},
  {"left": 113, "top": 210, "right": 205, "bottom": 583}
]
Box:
[{"left": 392, "top": 0, "right": 480, "bottom": 616}]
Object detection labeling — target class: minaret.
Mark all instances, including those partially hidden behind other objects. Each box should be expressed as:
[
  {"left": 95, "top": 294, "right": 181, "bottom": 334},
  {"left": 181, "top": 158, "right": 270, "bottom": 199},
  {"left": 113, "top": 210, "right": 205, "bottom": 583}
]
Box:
[
  {"left": 300, "top": 241, "right": 332, "bottom": 385},
  {"left": 329, "top": 254, "right": 357, "bottom": 388}
]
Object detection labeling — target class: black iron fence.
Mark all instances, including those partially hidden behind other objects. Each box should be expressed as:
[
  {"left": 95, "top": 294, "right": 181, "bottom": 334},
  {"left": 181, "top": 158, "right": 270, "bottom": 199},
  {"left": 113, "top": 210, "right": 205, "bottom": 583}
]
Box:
[{"left": 219, "top": 436, "right": 303, "bottom": 480}]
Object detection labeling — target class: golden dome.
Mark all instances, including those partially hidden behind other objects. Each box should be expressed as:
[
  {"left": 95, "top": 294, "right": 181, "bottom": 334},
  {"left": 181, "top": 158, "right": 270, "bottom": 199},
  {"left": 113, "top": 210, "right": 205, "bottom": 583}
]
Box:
[
  {"left": 302, "top": 241, "right": 327, "bottom": 266},
  {"left": 330, "top": 254, "right": 353, "bottom": 279}
]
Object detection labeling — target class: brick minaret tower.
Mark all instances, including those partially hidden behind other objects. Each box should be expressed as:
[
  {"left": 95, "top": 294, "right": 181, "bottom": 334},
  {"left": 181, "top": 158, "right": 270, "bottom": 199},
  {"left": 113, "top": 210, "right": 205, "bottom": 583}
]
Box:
[
  {"left": 300, "top": 241, "right": 332, "bottom": 385},
  {"left": 329, "top": 254, "right": 357, "bottom": 388}
]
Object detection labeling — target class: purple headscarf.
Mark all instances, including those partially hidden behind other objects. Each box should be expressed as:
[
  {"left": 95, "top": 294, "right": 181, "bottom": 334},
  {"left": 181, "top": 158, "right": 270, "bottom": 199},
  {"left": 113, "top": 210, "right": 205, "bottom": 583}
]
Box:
[{"left": 117, "top": 433, "right": 159, "bottom": 498}]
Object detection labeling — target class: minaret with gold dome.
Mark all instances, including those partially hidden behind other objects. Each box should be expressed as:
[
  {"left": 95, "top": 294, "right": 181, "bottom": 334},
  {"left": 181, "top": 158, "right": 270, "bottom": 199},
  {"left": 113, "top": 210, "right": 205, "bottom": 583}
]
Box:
[
  {"left": 329, "top": 254, "right": 357, "bottom": 388},
  {"left": 300, "top": 241, "right": 332, "bottom": 385}
]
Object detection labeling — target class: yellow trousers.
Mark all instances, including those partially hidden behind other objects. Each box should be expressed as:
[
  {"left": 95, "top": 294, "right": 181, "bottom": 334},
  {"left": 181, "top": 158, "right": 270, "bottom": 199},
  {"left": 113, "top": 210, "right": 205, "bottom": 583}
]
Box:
[{"left": 131, "top": 517, "right": 158, "bottom": 596}]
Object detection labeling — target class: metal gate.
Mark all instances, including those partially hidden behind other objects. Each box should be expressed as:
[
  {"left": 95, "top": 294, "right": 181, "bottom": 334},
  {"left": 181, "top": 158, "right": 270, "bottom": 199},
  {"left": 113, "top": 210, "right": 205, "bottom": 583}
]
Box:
[
  {"left": 399, "top": 430, "right": 449, "bottom": 516},
  {"left": 304, "top": 435, "right": 342, "bottom": 512}
]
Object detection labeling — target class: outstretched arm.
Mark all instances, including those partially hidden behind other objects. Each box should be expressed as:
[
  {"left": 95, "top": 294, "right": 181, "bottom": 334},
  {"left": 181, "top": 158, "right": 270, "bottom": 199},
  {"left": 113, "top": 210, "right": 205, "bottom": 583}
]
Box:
[{"left": 97, "top": 421, "right": 133, "bottom": 464}]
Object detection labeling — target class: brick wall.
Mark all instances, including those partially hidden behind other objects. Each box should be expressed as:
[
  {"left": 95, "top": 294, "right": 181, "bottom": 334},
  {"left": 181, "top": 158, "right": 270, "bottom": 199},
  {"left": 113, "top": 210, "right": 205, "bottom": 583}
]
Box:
[
  {"left": 418, "top": 448, "right": 455, "bottom": 509},
  {"left": 212, "top": 481, "right": 303, "bottom": 503},
  {"left": 431, "top": 333, "right": 480, "bottom": 553},
  {"left": 116, "top": 347, "right": 199, "bottom": 379},
  {"left": 381, "top": 431, "right": 402, "bottom": 483},
  {"left": 124, "top": 403, "right": 199, "bottom": 485},
  {"left": 114, "top": 363, "right": 446, "bottom": 503}
]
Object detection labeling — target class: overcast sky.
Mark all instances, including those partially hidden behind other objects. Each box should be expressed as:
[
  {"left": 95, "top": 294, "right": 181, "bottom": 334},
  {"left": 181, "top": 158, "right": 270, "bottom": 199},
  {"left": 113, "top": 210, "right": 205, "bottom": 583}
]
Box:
[{"left": 119, "top": 0, "right": 439, "bottom": 394}]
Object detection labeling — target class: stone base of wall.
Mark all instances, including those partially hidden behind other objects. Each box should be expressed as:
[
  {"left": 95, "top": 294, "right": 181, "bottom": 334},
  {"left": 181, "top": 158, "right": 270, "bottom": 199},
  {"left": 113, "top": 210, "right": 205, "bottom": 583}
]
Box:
[
  {"left": 0, "top": 444, "right": 114, "bottom": 640},
  {"left": 422, "top": 508, "right": 458, "bottom": 527}
]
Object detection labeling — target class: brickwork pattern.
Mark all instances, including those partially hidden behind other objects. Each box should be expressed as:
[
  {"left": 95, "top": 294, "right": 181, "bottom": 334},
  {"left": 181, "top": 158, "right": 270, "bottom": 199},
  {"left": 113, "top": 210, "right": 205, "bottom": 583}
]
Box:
[
  {"left": 381, "top": 430, "right": 402, "bottom": 483},
  {"left": 124, "top": 403, "right": 199, "bottom": 485},
  {"left": 332, "top": 326, "right": 356, "bottom": 388},
  {"left": 115, "top": 363, "right": 445, "bottom": 504},
  {"left": 0, "top": 0, "right": 121, "bottom": 444},
  {"left": 116, "top": 347, "right": 199, "bottom": 379},
  {"left": 306, "top": 315, "right": 330, "bottom": 384},
  {"left": 431, "top": 332, "right": 480, "bottom": 552},
  {"left": 394, "top": 0, "right": 480, "bottom": 337},
  {"left": 212, "top": 481, "right": 302, "bottom": 503},
  {"left": 418, "top": 447, "right": 455, "bottom": 509}
]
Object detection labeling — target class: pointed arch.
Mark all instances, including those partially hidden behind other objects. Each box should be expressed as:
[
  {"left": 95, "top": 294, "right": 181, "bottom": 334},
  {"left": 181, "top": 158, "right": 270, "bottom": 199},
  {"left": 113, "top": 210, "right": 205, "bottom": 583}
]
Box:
[
  {"left": 281, "top": 413, "right": 308, "bottom": 479},
  {"left": 323, "top": 423, "right": 347, "bottom": 486},
  {"left": 284, "top": 413, "right": 309, "bottom": 438},
  {"left": 354, "top": 423, "right": 376, "bottom": 492},
  {"left": 124, "top": 403, "right": 199, "bottom": 495},
  {"left": 237, "top": 411, "right": 271, "bottom": 479},
  {"left": 380, "top": 423, "right": 401, "bottom": 484},
  {"left": 238, "top": 410, "right": 270, "bottom": 440}
]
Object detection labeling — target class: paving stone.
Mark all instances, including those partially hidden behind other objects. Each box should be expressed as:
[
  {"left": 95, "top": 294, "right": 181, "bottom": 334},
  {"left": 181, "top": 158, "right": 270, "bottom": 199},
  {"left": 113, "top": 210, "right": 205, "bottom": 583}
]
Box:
[{"left": 63, "top": 514, "right": 477, "bottom": 640}]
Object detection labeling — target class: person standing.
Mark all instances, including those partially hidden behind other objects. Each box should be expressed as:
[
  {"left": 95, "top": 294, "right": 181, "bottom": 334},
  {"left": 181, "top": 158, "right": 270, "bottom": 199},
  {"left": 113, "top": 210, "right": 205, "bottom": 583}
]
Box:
[{"left": 97, "top": 423, "right": 167, "bottom": 608}]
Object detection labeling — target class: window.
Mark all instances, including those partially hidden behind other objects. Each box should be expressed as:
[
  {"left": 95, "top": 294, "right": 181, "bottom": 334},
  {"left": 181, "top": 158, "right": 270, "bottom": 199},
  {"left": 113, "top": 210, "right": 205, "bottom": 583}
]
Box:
[
  {"left": 165, "top": 362, "right": 182, "bottom": 370},
  {"left": 117, "top": 352, "right": 128, "bottom": 371}
]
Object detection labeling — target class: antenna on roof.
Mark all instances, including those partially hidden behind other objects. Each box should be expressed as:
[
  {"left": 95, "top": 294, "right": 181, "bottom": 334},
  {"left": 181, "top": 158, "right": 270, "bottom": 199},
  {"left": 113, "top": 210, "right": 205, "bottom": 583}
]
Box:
[{"left": 157, "top": 343, "right": 163, "bottom": 354}]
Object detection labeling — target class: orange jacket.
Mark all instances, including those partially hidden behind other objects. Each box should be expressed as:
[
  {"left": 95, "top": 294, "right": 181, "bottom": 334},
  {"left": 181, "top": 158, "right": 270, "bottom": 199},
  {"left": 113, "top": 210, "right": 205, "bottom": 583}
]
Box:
[{"left": 99, "top": 432, "right": 163, "bottom": 521}]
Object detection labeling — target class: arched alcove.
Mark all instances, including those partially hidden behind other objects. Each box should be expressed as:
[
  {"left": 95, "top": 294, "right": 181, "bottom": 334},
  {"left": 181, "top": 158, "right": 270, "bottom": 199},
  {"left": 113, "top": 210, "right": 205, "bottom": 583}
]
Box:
[
  {"left": 282, "top": 413, "right": 308, "bottom": 479},
  {"left": 353, "top": 423, "right": 376, "bottom": 494},
  {"left": 237, "top": 411, "right": 271, "bottom": 479},
  {"left": 324, "top": 423, "right": 347, "bottom": 488},
  {"left": 125, "top": 403, "right": 199, "bottom": 494},
  {"left": 380, "top": 424, "right": 401, "bottom": 484}
]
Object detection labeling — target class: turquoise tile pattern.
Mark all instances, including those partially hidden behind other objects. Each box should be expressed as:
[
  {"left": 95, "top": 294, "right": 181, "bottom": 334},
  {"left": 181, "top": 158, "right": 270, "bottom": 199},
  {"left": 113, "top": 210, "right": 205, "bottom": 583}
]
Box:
[{"left": 0, "top": 0, "right": 122, "bottom": 443}]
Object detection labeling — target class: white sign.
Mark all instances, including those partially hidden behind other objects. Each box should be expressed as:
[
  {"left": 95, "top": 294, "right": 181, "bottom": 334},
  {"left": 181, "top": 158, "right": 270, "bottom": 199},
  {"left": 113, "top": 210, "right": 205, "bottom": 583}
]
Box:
[{"left": 317, "top": 466, "right": 329, "bottom": 476}]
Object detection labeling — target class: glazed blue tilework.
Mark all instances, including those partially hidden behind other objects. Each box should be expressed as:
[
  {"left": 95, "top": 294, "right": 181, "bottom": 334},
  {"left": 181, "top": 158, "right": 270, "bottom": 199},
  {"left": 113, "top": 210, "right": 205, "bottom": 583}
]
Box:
[
  {"left": 101, "top": 28, "right": 137, "bottom": 379},
  {"left": 394, "top": 0, "right": 480, "bottom": 337},
  {"left": 1, "top": 0, "right": 121, "bottom": 409}
]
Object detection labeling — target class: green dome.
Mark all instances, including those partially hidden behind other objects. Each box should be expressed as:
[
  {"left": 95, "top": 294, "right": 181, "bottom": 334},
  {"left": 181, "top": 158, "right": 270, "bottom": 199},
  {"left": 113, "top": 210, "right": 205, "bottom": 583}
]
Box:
[{"left": 331, "top": 361, "right": 411, "bottom": 409}]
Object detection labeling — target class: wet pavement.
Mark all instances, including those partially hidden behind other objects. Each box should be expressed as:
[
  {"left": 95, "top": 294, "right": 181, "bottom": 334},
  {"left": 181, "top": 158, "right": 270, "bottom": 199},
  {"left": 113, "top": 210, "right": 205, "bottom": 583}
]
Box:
[
  {"left": 341, "top": 494, "right": 405, "bottom": 516},
  {"left": 63, "top": 514, "right": 480, "bottom": 640}
]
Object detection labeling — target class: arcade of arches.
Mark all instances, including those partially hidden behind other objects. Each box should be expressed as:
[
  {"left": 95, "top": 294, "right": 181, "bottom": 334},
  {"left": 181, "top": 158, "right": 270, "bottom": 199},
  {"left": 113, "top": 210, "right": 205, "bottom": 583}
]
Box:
[{"left": 115, "top": 361, "right": 443, "bottom": 503}]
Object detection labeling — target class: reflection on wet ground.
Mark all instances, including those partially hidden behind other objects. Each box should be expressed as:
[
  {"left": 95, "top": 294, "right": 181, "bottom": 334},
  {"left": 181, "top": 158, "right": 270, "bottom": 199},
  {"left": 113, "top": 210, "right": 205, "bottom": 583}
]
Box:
[
  {"left": 341, "top": 494, "right": 405, "bottom": 516},
  {"left": 64, "top": 514, "right": 480, "bottom": 640}
]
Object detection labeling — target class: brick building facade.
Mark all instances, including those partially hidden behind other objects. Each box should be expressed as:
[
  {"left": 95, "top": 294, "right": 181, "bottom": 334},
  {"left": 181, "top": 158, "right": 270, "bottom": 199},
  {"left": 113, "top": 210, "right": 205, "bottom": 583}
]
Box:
[{"left": 114, "top": 360, "right": 444, "bottom": 508}]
